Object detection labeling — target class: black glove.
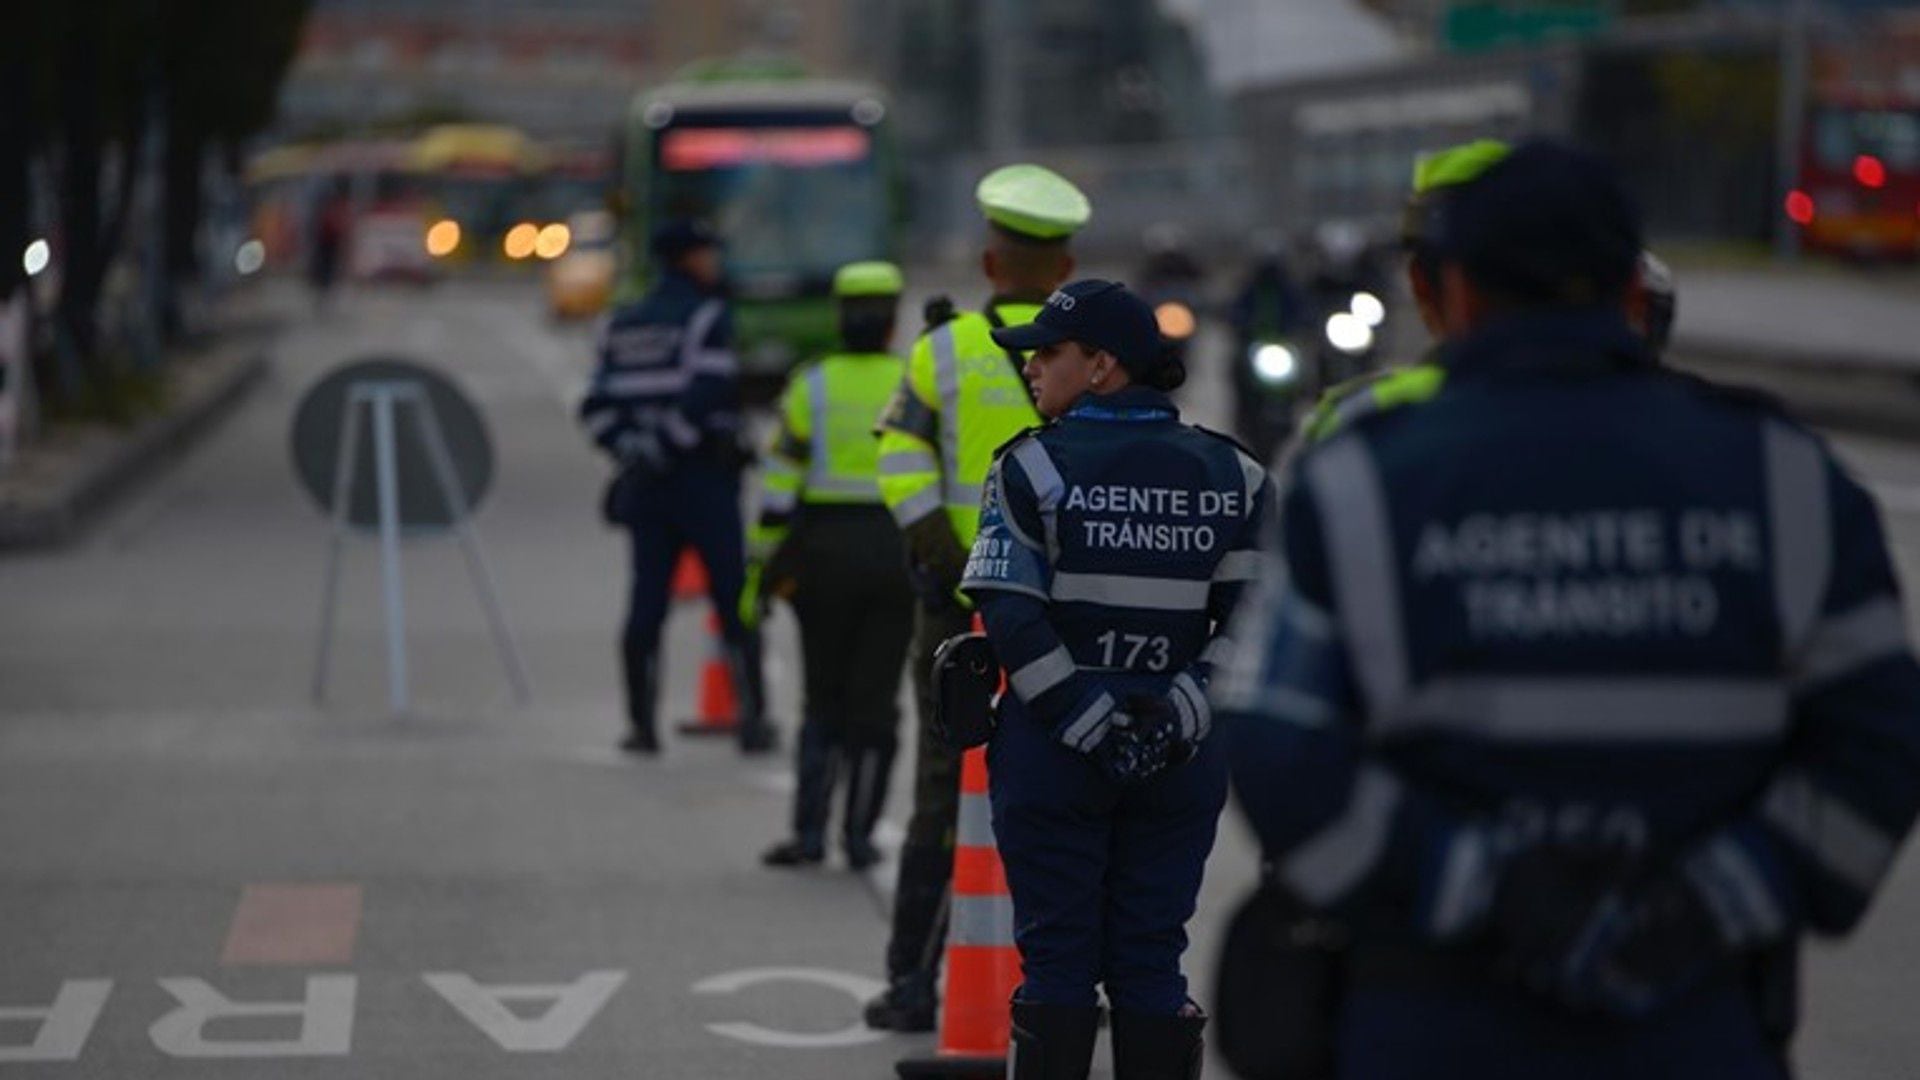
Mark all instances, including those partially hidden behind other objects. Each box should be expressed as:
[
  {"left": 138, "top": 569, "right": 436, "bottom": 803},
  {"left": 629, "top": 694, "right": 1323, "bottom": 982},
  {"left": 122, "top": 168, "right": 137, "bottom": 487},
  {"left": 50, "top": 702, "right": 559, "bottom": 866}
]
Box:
[
  {"left": 1492, "top": 849, "right": 1725, "bottom": 1017},
  {"left": 1093, "top": 716, "right": 1164, "bottom": 786},
  {"left": 1123, "top": 693, "right": 1194, "bottom": 768}
]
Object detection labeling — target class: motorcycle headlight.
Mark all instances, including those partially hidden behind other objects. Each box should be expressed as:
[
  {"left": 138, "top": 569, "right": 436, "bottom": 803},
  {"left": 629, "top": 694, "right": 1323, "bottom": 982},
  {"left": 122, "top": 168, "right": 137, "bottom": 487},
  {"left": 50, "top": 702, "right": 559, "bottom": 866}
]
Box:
[
  {"left": 1325, "top": 312, "right": 1374, "bottom": 356},
  {"left": 1251, "top": 342, "right": 1298, "bottom": 385},
  {"left": 1350, "top": 290, "right": 1385, "bottom": 328}
]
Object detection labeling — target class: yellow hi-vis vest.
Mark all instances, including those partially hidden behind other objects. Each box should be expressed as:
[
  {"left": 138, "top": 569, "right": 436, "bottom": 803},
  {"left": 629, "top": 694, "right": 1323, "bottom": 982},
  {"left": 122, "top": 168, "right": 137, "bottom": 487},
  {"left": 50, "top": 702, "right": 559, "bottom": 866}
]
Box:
[
  {"left": 750, "top": 351, "right": 905, "bottom": 559},
  {"left": 876, "top": 303, "right": 1042, "bottom": 546}
]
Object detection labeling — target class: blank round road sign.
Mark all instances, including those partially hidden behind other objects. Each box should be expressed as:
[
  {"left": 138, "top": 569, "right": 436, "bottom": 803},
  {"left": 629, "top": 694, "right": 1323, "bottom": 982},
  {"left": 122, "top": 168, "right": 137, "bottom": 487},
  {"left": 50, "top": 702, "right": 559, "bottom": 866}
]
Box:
[{"left": 291, "top": 357, "right": 494, "bottom": 530}]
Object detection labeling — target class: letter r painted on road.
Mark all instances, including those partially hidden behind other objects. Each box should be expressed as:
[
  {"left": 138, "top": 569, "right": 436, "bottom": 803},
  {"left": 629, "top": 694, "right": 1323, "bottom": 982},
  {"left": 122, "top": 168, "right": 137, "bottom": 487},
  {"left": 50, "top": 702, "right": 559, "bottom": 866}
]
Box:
[
  {"left": 150, "top": 975, "right": 355, "bottom": 1058},
  {"left": 423, "top": 970, "right": 627, "bottom": 1052},
  {"left": 0, "top": 980, "right": 112, "bottom": 1062}
]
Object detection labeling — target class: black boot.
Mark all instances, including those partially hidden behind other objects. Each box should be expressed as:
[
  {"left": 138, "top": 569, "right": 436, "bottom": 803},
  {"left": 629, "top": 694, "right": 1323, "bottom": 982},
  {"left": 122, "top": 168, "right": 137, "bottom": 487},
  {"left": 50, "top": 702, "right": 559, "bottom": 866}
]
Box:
[
  {"left": 1009, "top": 1001, "right": 1102, "bottom": 1080},
  {"left": 862, "top": 971, "right": 938, "bottom": 1033},
  {"left": 841, "top": 740, "right": 897, "bottom": 870},
  {"left": 620, "top": 646, "right": 660, "bottom": 754},
  {"left": 1110, "top": 1009, "right": 1206, "bottom": 1080},
  {"left": 764, "top": 720, "right": 836, "bottom": 868},
  {"left": 726, "top": 634, "right": 777, "bottom": 753}
]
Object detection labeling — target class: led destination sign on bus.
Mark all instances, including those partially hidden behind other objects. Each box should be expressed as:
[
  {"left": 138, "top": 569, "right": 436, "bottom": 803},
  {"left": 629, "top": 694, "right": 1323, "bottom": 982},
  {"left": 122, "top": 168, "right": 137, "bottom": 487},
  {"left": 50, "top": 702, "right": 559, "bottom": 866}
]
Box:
[{"left": 661, "top": 127, "right": 871, "bottom": 171}]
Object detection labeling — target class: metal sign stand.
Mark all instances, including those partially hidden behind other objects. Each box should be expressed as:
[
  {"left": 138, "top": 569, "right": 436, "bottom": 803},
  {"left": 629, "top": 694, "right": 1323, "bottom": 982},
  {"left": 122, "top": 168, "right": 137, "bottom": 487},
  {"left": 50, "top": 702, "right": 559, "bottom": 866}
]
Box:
[{"left": 311, "top": 379, "right": 532, "bottom": 714}]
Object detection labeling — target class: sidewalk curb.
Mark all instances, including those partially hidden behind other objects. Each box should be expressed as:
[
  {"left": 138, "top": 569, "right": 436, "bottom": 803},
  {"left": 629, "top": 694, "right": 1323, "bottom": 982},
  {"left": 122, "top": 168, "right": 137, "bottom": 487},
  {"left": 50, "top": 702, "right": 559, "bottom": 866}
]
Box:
[{"left": 0, "top": 349, "right": 269, "bottom": 550}]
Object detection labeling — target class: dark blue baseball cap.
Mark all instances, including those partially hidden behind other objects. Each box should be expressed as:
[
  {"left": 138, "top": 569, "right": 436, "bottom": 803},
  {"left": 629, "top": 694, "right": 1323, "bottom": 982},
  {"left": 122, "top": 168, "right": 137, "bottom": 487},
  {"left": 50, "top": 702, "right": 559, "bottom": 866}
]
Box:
[
  {"left": 1435, "top": 139, "right": 1642, "bottom": 305},
  {"left": 650, "top": 218, "right": 722, "bottom": 262},
  {"left": 990, "top": 279, "right": 1163, "bottom": 374}
]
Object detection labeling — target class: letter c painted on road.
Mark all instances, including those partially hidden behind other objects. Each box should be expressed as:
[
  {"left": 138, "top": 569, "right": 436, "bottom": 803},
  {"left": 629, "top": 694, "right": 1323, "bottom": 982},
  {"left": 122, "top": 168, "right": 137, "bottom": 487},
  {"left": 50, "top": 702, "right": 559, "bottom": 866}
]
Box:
[{"left": 690, "top": 967, "right": 890, "bottom": 1049}]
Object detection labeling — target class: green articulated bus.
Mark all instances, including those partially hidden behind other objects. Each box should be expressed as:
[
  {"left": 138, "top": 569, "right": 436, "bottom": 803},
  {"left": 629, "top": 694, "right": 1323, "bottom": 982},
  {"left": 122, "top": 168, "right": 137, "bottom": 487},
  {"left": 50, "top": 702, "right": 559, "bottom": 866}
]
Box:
[{"left": 621, "top": 60, "right": 898, "bottom": 399}]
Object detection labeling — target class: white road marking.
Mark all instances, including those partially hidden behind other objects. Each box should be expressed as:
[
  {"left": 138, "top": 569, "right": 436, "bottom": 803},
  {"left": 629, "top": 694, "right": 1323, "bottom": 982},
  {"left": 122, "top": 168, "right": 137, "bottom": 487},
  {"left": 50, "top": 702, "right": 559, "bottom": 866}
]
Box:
[
  {"left": 690, "top": 967, "right": 890, "bottom": 1049},
  {"left": 422, "top": 970, "right": 627, "bottom": 1052},
  {"left": 0, "top": 980, "right": 112, "bottom": 1063}
]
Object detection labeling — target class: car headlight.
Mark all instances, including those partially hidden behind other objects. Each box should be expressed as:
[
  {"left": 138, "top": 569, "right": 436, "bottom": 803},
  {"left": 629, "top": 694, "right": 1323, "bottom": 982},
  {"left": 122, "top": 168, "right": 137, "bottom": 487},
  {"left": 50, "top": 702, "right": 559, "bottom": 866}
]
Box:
[{"left": 1155, "top": 301, "right": 1196, "bottom": 340}]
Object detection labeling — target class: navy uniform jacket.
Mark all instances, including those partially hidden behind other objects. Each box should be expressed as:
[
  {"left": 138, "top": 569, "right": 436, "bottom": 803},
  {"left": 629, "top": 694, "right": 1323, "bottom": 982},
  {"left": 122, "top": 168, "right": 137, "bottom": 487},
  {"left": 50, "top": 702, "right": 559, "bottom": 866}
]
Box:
[
  {"left": 962, "top": 387, "right": 1273, "bottom": 741},
  {"left": 577, "top": 270, "right": 742, "bottom": 471},
  {"left": 1217, "top": 310, "right": 1920, "bottom": 952}
]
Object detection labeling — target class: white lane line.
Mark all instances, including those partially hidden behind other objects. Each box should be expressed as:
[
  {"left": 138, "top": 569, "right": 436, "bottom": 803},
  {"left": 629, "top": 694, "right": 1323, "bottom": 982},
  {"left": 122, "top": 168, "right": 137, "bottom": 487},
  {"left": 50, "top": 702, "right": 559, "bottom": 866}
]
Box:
[{"left": 508, "top": 322, "right": 590, "bottom": 415}]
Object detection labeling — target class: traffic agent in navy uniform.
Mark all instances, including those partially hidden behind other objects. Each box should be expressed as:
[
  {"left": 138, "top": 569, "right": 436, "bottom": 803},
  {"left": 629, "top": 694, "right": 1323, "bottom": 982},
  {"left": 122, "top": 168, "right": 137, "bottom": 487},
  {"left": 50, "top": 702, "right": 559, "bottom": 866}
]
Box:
[
  {"left": 1215, "top": 140, "right": 1920, "bottom": 1078},
  {"left": 960, "top": 280, "right": 1272, "bottom": 1080},
  {"left": 578, "top": 219, "right": 774, "bottom": 756}
]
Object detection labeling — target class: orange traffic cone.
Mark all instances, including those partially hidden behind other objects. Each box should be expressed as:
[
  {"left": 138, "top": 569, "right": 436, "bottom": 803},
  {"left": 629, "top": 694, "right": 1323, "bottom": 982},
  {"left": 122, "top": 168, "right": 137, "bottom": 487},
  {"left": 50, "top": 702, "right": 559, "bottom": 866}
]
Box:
[
  {"left": 670, "top": 548, "right": 708, "bottom": 601},
  {"left": 675, "top": 609, "right": 740, "bottom": 735},
  {"left": 895, "top": 745, "right": 1021, "bottom": 1079}
]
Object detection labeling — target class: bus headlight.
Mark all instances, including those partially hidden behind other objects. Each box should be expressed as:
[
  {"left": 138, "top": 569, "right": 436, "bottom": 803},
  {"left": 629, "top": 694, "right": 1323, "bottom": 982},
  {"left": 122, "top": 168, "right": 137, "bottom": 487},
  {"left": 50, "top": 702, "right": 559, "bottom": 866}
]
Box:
[
  {"left": 425, "top": 219, "right": 461, "bottom": 258},
  {"left": 1251, "top": 342, "right": 1298, "bottom": 385},
  {"left": 535, "top": 223, "right": 571, "bottom": 260}
]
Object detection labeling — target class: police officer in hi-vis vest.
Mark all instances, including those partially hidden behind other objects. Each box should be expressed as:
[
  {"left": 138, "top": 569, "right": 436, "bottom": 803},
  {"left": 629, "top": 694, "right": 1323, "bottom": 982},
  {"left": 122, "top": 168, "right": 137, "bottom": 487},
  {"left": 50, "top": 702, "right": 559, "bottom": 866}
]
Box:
[{"left": 746, "top": 261, "right": 915, "bottom": 871}]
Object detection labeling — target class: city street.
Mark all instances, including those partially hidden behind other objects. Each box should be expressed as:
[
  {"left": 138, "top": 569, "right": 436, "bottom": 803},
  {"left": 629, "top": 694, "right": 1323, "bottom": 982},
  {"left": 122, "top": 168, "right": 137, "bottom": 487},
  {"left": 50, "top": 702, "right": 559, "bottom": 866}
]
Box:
[{"left": 1, "top": 276, "right": 1917, "bottom": 1078}]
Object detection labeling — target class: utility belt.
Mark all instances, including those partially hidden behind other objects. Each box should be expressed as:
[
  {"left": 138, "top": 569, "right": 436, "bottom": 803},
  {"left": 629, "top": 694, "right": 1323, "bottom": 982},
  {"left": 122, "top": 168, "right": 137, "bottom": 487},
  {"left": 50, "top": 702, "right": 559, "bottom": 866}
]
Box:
[{"left": 1214, "top": 884, "right": 1799, "bottom": 1080}]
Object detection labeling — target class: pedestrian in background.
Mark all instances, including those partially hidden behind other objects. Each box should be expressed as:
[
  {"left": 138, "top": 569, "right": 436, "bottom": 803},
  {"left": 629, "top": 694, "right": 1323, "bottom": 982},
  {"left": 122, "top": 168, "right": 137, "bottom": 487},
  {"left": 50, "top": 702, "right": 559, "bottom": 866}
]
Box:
[
  {"left": 578, "top": 219, "right": 774, "bottom": 757},
  {"left": 747, "top": 261, "right": 915, "bottom": 870},
  {"left": 1216, "top": 138, "right": 1920, "bottom": 1078},
  {"left": 966, "top": 280, "right": 1272, "bottom": 1078},
  {"left": 863, "top": 164, "right": 1091, "bottom": 1031}
]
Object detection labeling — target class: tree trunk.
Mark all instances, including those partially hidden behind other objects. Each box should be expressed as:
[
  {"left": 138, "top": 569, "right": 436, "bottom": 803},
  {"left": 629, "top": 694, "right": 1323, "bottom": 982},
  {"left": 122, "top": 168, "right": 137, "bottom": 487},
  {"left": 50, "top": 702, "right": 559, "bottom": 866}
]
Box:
[
  {"left": 55, "top": 26, "right": 106, "bottom": 401},
  {"left": 163, "top": 119, "right": 203, "bottom": 341}
]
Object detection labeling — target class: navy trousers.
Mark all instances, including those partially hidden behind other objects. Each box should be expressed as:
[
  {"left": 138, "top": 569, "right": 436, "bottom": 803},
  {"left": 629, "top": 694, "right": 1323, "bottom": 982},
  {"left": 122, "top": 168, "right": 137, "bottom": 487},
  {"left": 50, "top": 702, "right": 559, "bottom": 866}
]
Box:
[
  {"left": 988, "top": 696, "right": 1229, "bottom": 1014},
  {"left": 621, "top": 459, "right": 751, "bottom": 693}
]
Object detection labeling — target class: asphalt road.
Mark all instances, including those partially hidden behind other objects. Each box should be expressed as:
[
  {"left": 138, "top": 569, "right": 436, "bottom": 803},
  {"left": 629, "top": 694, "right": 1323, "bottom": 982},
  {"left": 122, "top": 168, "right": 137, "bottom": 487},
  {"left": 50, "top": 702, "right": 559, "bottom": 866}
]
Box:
[{"left": 0, "top": 276, "right": 1915, "bottom": 1078}]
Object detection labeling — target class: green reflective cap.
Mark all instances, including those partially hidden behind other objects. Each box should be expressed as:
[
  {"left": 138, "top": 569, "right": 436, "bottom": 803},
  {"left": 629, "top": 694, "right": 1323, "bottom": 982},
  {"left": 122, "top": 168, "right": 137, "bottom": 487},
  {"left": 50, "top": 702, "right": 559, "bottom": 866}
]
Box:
[
  {"left": 1412, "top": 139, "right": 1512, "bottom": 195},
  {"left": 833, "top": 260, "right": 904, "bottom": 298},
  {"left": 976, "top": 164, "right": 1091, "bottom": 239}
]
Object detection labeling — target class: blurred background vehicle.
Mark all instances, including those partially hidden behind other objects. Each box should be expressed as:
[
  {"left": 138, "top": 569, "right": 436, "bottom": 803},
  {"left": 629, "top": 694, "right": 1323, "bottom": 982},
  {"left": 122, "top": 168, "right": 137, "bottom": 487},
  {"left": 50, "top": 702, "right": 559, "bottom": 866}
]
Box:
[
  {"left": 620, "top": 61, "right": 897, "bottom": 398},
  {"left": 546, "top": 209, "right": 618, "bottom": 320}
]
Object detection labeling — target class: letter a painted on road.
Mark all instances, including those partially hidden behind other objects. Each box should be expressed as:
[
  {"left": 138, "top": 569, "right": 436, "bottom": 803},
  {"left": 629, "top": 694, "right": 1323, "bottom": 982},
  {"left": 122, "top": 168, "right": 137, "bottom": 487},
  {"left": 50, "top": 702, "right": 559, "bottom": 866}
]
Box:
[
  {"left": 423, "top": 970, "right": 627, "bottom": 1052},
  {"left": 150, "top": 976, "right": 355, "bottom": 1058},
  {"left": 0, "top": 980, "right": 112, "bottom": 1062}
]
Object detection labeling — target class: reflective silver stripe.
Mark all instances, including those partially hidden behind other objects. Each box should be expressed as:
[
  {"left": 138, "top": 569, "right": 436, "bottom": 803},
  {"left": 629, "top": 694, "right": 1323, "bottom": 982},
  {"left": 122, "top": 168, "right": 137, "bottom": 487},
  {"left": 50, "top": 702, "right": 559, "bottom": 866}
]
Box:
[
  {"left": 663, "top": 410, "right": 702, "bottom": 449},
  {"left": 1051, "top": 572, "right": 1211, "bottom": 611},
  {"left": 962, "top": 578, "right": 1050, "bottom": 603},
  {"left": 946, "top": 481, "right": 984, "bottom": 510},
  {"left": 1385, "top": 677, "right": 1788, "bottom": 743},
  {"left": 687, "top": 349, "right": 737, "bottom": 375},
  {"left": 1683, "top": 835, "right": 1785, "bottom": 946},
  {"left": 890, "top": 487, "right": 945, "bottom": 527},
  {"left": 682, "top": 299, "right": 725, "bottom": 362},
  {"left": 582, "top": 410, "right": 620, "bottom": 436},
  {"left": 1794, "top": 596, "right": 1911, "bottom": 690},
  {"left": 1766, "top": 422, "right": 1832, "bottom": 655},
  {"left": 1428, "top": 827, "right": 1495, "bottom": 938},
  {"left": 1201, "top": 634, "right": 1235, "bottom": 667},
  {"left": 931, "top": 325, "right": 965, "bottom": 509},
  {"left": 1281, "top": 767, "right": 1402, "bottom": 905},
  {"left": 805, "top": 476, "right": 879, "bottom": 499},
  {"left": 1762, "top": 770, "right": 1899, "bottom": 893},
  {"left": 1236, "top": 449, "right": 1269, "bottom": 509},
  {"left": 987, "top": 461, "right": 1044, "bottom": 554},
  {"left": 806, "top": 366, "right": 830, "bottom": 475},
  {"left": 603, "top": 369, "right": 689, "bottom": 396},
  {"left": 1171, "top": 671, "right": 1210, "bottom": 741},
  {"left": 1306, "top": 438, "right": 1409, "bottom": 713},
  {"left": 1285, "top": 589, "right": 1336, "bottom": 641},
  {"left": 950, "top": 894, "right": 1016, "bottom": 947},
  {"left": 1010, "top": 646, "right": 1077, "bottom": 701},
  {"left": 1212, "top": 550, "right": 1262, "bottom": 583},
  {"left": 957, "top": 791, "right": 995, "bottom": 848},
  {"left": 760, "top": 487, "right": 799, "bottom": 515},
  {"left": 878, "top": 450, "right": 939, "bottom": 476},
  {"left": 1060, "top": 691, "right": 1116, "bottom": 751},
  {"left": 1010, "top": 438, "right": 1066, "bottom": 560}
]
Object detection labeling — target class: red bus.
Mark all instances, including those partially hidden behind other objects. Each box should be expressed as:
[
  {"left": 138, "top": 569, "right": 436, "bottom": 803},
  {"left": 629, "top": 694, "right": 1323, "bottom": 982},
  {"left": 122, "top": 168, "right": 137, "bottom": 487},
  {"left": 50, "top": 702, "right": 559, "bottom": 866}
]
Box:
[{"left": 1788, "top": 31, "right": 1920, "bottom": 259}]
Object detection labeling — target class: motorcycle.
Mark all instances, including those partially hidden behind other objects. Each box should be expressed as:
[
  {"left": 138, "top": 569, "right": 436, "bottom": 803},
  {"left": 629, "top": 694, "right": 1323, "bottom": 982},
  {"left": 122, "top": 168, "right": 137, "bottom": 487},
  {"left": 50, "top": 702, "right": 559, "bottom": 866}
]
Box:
[{"left": 1234, "top": 336, "right": 1307, "bottom": 462}]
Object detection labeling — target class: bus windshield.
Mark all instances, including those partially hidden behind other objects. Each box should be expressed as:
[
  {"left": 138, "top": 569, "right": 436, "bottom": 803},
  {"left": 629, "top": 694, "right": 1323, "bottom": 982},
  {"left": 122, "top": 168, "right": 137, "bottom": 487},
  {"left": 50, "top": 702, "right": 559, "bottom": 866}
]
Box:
[{"left": 651, "top": 122, "right": 882, "bottom": 279}]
